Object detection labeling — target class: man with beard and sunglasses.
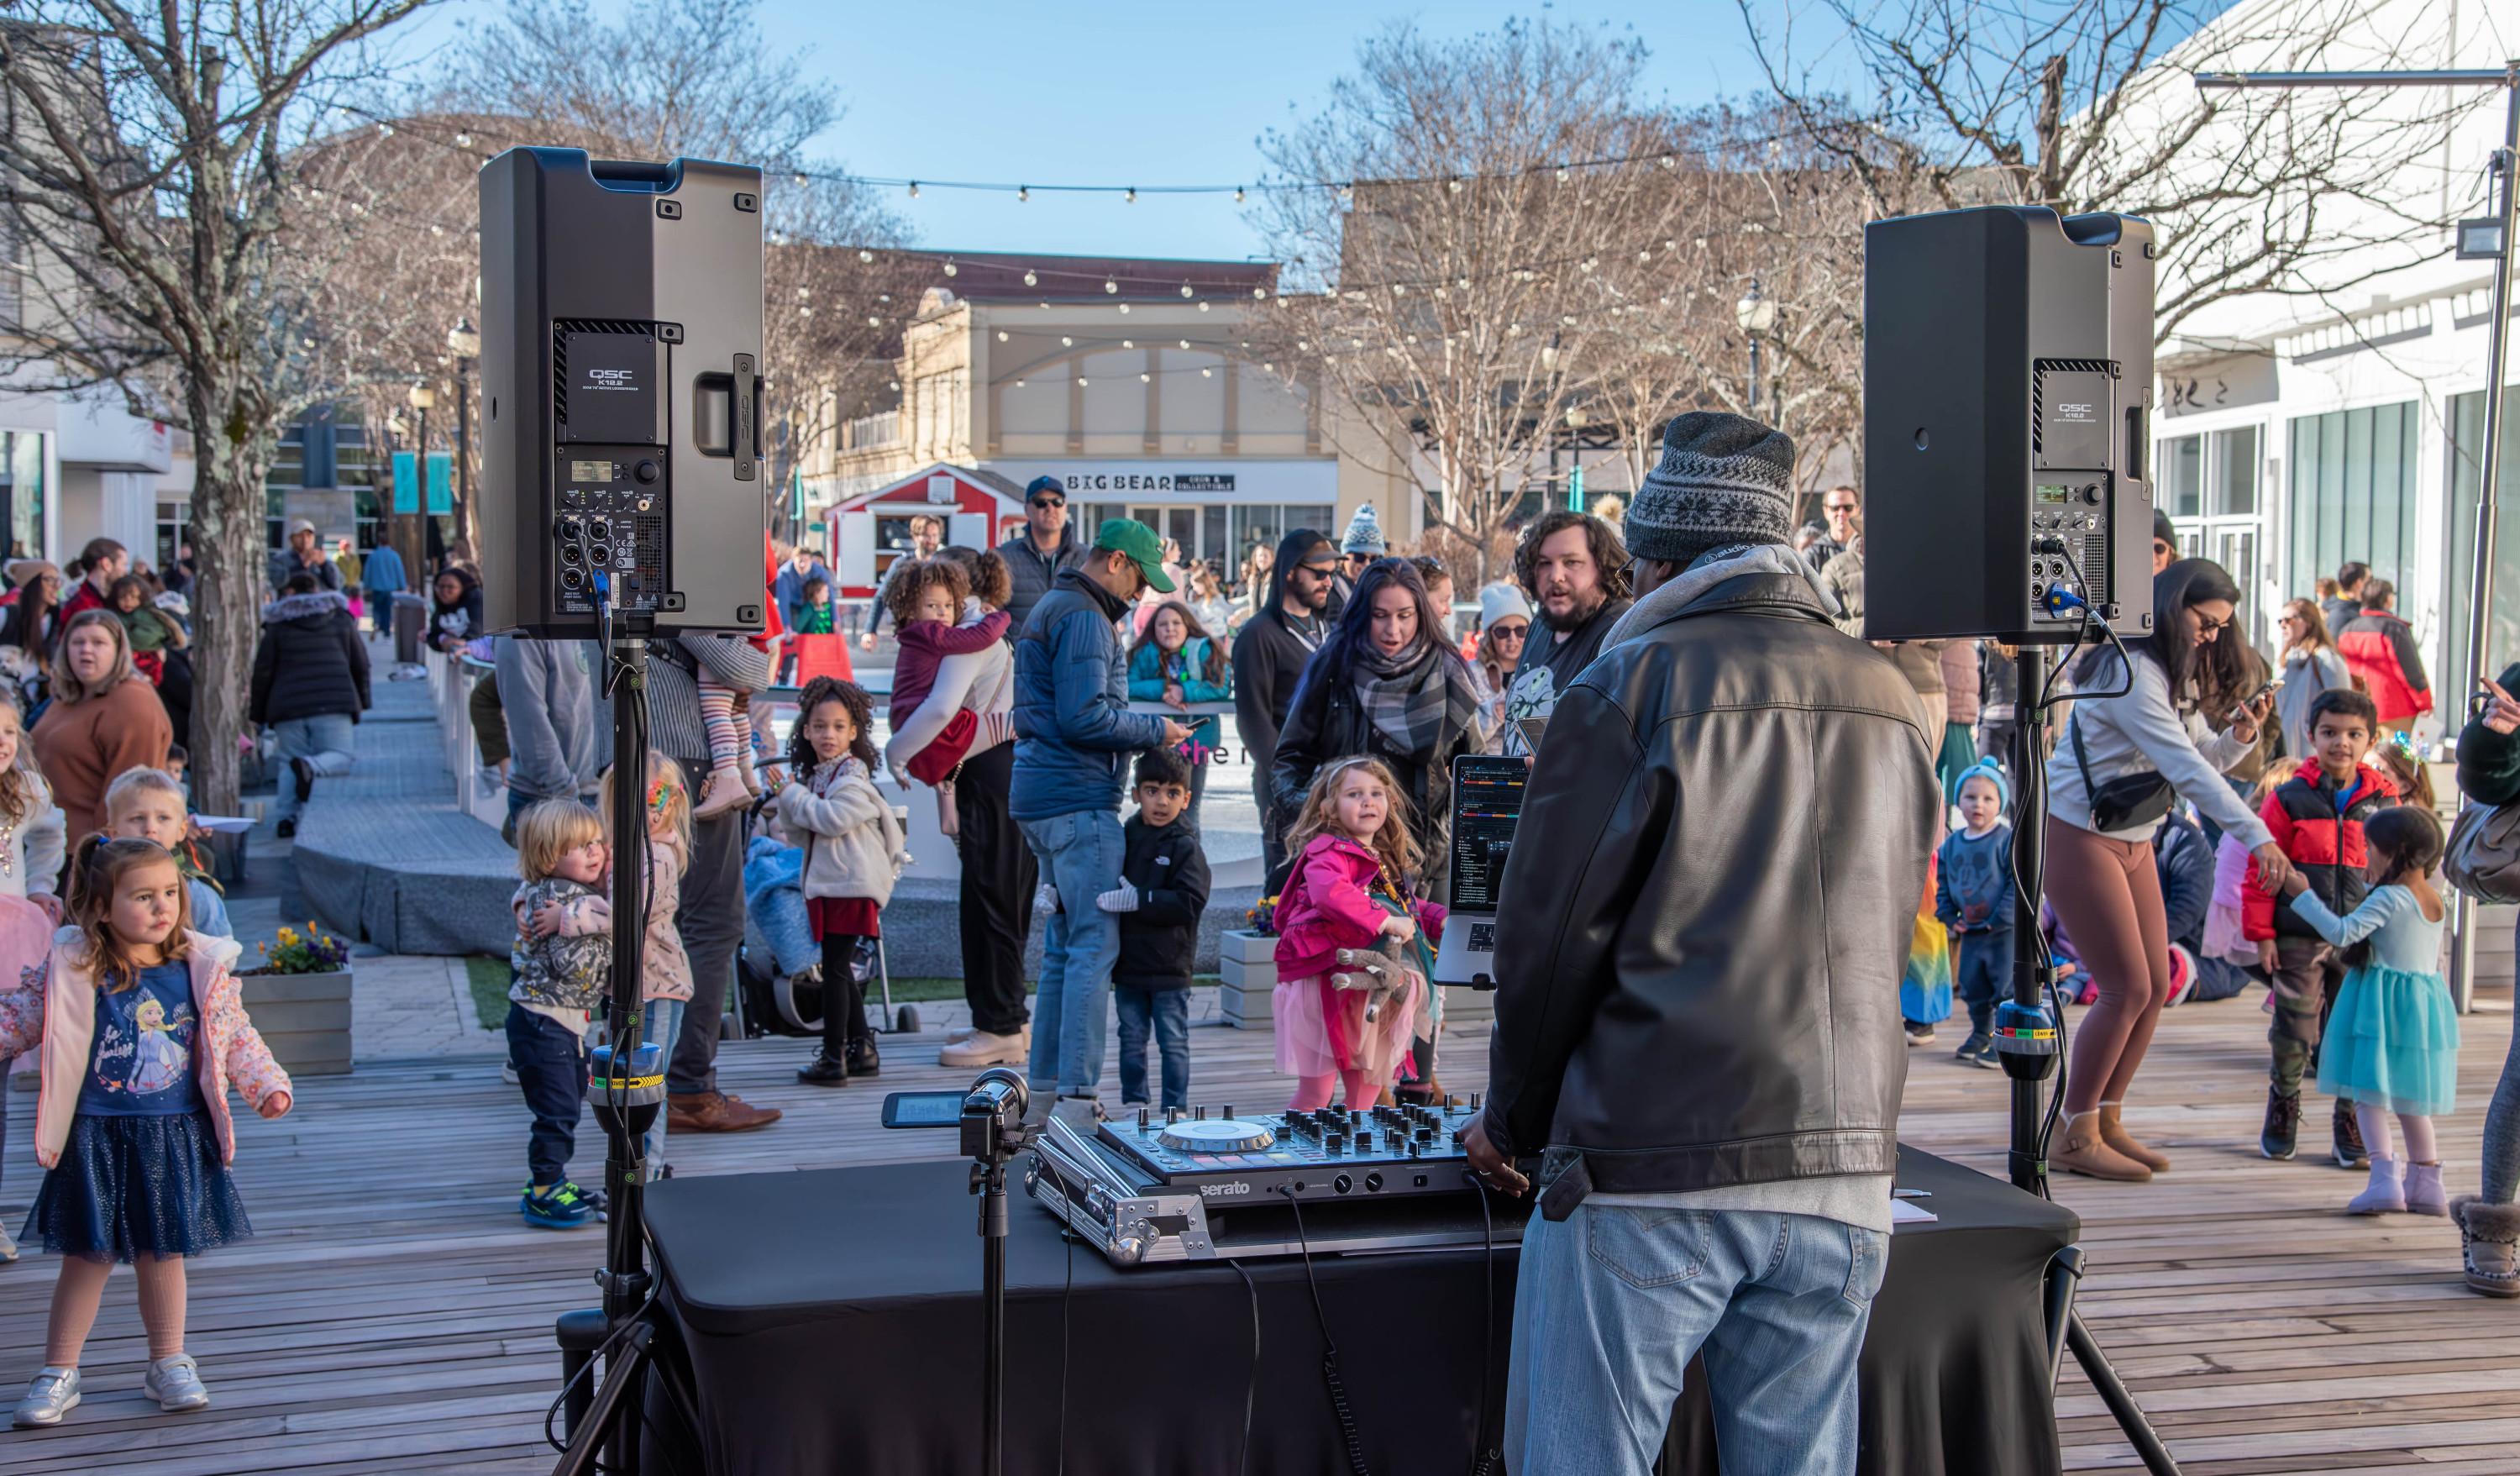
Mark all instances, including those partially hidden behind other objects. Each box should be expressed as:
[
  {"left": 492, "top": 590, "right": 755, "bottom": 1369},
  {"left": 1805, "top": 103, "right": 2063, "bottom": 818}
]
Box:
[
  {"left": 1233, "top": 528, "right": 1340, "bottom": 879},
  {"left": 1498, "top": 510, "right": 1633, "bottom": 758}
]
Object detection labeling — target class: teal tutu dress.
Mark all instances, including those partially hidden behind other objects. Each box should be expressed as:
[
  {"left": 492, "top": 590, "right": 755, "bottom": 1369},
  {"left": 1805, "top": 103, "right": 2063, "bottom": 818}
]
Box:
[{"left": 2293, "top": 885, "right": 2456, "bottom": 1117}]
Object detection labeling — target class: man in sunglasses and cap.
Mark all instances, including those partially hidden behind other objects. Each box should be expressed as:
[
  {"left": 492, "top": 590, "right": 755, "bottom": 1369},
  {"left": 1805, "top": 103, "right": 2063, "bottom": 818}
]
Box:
[{"left": 996, "top": 475, "right": 1089, "bottom": 633}]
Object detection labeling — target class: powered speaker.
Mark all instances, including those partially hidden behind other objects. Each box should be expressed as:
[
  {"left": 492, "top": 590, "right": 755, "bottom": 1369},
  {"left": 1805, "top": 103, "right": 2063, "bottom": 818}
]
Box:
[
  {"left": 477, "top": 148, "right": 766, "bottom": 638},
  {"left": 1861, "top": 207, "right": 2155, "bottom": 645}
]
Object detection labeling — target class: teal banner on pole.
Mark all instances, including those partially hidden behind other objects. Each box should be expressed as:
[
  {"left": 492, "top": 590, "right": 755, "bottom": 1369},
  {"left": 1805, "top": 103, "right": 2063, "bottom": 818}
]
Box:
[
  {"left": 791, "top": 469, "right": 805, "bottom": 519},
  {"left": 391, "top": 451, "right": 418, "bottom": 514},
  {"left": 427, "top": 452, "right": 453, "bottom": 514}
]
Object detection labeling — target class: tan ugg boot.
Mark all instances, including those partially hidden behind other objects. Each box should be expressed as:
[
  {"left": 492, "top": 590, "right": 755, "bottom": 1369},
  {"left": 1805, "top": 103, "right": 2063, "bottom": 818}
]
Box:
[
  {"left": 2053, "top": 1110, "right": 2151, "bottom": 1182},
  {"left": 2098, "top": 1101, "right": 2171, "bottom": 1173},
  {"left": 2454, "top": 1197, "right": 2520, "bottom": 1298}
]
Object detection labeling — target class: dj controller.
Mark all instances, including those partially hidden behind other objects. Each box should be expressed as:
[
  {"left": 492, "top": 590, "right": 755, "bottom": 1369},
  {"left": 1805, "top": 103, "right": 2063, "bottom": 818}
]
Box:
[{"left": 1026, "top": 1099, "right": 1533, "bottom": 1266}]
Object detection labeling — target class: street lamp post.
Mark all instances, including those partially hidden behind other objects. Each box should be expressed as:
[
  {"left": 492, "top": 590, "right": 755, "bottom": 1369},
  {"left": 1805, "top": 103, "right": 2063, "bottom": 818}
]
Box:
[
  {"left": 447, "top": 318, "right": 480, "bottom": 548},
  {"left": 409, "top": 381, "right": 437, "bottom": 559},
  {"left": 1735, "top": 279, "right": 1777, "bottom": 416}
]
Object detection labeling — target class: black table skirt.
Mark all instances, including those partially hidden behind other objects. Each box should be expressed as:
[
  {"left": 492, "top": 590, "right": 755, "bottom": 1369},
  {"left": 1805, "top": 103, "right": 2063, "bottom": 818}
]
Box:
[{"left": 642, "top": 1146, "right": 2076, "bottom": 1476}]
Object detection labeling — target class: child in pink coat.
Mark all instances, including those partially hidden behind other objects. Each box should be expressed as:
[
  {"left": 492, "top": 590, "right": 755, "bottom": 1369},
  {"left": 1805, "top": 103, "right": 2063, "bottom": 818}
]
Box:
[
  {"left": 1, "top": 835, "right": 292, "bottom": 1428},
  {"left": 1273, "top": 757, "right": 1445, "bottom": 1110}
]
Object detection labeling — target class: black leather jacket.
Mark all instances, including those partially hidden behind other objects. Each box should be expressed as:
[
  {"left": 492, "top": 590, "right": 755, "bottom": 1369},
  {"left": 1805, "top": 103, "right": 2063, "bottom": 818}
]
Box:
[{"left": 1483, "top": 566, "right": 1938, "bottom": 1209}]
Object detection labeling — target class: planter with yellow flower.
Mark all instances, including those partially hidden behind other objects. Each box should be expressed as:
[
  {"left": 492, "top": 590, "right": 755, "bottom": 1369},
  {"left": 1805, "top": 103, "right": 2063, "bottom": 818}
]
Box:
[{"left": 237, "top": 922, "right": 354, "bottom": 1076}]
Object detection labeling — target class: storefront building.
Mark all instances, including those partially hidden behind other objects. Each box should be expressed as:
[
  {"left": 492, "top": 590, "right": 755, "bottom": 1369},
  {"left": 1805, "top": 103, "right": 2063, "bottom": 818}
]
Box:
[{"left": 808, "top": 253, "right": 1388, "bottom": 577}]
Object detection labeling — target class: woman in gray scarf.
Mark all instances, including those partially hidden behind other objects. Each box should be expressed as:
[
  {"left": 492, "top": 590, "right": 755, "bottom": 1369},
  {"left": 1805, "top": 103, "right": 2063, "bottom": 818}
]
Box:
[{"left": 1270, "top": 556, "right": 1488, "bottom": 1100}]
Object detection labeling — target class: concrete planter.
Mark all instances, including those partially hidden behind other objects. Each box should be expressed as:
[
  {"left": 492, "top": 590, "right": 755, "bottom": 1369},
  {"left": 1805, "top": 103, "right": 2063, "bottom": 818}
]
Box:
[
  {"left": 239, "top": 969, "right": 354, "bottom": 1077},
  {"left": 1219, "top": 930, "right": 1277, "bottom": 1027}
]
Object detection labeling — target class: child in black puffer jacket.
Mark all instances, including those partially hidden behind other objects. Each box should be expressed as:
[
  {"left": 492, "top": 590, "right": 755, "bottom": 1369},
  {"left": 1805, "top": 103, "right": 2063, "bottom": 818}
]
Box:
[{"left": 1099, "top": 748, "right": 1210, "bottom": 1114}]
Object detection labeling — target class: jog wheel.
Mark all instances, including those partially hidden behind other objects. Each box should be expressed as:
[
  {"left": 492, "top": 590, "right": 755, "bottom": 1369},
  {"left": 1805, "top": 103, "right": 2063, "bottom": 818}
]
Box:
[{"left": 1154, "top": 1118, "right": 1278, "bottom": 1153}]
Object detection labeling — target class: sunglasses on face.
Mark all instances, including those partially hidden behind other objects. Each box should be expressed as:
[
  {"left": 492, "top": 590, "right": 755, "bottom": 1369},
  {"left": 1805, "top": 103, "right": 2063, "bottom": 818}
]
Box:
[
  {"left": 2192, "top": 612, "right": 2230, "bottom": 637},
  {"left": 1030, "top": 496, "right": 1065, "bottom": 509},
  {"left": 1292, "top": 561, "right": 1338, "bottom": 579},
  {"left": 1824, "top": 503, "right": 1856, "bottom": 515},
  {"left": 1490, "top": 623, "right": 1530, "bottom": 641}
]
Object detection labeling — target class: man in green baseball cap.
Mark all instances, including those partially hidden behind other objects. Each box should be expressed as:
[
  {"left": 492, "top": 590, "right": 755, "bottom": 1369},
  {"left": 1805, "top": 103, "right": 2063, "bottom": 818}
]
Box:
[{"left": 1092, "top": 517, "right": 1174, "bottom": 595}]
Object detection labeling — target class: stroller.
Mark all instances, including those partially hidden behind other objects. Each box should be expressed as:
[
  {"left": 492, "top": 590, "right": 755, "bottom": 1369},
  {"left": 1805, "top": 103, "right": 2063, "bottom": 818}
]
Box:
[{"left": 737, "top": 833, "right": 918, "bottom": 1038}]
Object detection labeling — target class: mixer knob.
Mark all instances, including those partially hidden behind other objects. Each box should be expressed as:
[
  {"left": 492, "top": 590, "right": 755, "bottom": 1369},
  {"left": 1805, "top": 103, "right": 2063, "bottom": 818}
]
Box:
[
  {"left": 1469, "top": 1092, "right": 1483, "bottom": 1110},
  {"left": 1221, "top": 1106, "right": 1235, "bottom": 1121},
  {"left": 1194, "top": 1106, "right": 1206, "bottom": 1121},
  {"left": 1137, "top": 1108, "right": 1149, "bottom": 1132},
  {"left": 1284, "top": 1110, "right": 1304, "bottom": 1130},
  {"left": 1357, "top": 1129, "right": 1373, "bottom": 1149},
  {"left": 1167, "top": 1107, "right": 1184, "bottom": 1123}
]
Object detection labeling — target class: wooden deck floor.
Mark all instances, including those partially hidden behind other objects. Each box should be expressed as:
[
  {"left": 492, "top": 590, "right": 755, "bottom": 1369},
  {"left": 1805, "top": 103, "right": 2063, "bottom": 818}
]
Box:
[{"left": 3, "top": 990, "right": 2515, "bottom": 1474}]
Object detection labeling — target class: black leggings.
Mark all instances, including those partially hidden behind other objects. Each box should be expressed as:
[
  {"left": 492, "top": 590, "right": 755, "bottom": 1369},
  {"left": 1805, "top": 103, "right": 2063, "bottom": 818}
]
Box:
[{"left": 821, "top": 931, "right": 869, "bottom": 1053}]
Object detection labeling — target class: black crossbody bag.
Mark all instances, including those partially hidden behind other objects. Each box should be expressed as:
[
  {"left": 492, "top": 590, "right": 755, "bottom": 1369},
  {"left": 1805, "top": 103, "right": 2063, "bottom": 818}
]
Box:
[{"left": 2069, "top": 707, "right": 2175, "bottom": 833}]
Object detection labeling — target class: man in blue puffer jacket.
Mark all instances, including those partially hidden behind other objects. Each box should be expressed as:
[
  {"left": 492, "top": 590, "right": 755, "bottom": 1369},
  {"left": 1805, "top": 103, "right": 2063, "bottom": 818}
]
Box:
[{"left": 1011, "top": 518, "right": 1194, "bottom": 1118}]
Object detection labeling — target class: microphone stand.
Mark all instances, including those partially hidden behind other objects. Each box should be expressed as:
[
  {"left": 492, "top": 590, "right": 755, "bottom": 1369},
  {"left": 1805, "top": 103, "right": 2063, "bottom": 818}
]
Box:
[{"left": 1993, "top": 643, "right": 2183, "bottom": 1476}]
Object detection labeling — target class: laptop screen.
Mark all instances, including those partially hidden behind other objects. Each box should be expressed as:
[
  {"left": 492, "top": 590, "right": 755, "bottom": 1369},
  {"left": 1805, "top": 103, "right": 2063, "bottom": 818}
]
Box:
[{"left": 1449, "top": 755, "right": 1529, "bottom": 913}]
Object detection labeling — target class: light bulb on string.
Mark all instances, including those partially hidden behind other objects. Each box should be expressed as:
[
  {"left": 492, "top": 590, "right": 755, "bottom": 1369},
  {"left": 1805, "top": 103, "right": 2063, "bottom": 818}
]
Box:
[
  {"left": 1556, "top": 166, "right": 1569, "bottom": 182},
  {"left": 1061, "top": 336, "right": 1074, "bottom": 346},
  {"left": 794, "top": 171, "right": 808, "bottom": 187},
  {"left": 996, "top": 330, "right": 1008, "bottom": 341},
  {"left": 907, "top": 181, "right": 920, "bottom": 198},
  {"left": 1017, "top": 186, "right": 1030, "bottom": 202},
  {"left": 1180, "top": 281, "right": 1194, "bottom": 298},
  {"left": 1448, "top": 178, "right": 1462, "bottom": 193},
  {"left": 1076, "top": 376, "right": 1089, "bottom": 386},
  {"left": 1139, "top": 372, "right": 1150, "bottom": 383},
  {"left": 1201, "top": 367, "right": 1213, "bottom": 378},
  {"left": 1123, "top": 339, "right": 1135, "bottom": 349},
  {"left": 1023, "top": 271, "right": 1038, "bottom": 287},
  {"left": 1253, "top": 286, "right": 1268, "bottom": 300},
  {"left": 454, "top": 133, "right": 471, "bottom": 148},
  {"left": 1233, "top": 186, "right": 1246, "bottom": 203},
  {"left": 943, "top": 260, "right": 958, "bottom": 276},
  {"left": 1179, "top": 339, "right": 1190, "bottom": 349},
  {"left": 1198, "top": 302, "right": 1210, "bottom": 312},
  {"left": 1015, "top": 378, "right": 1026, "bottom": 387},
  {"left": 1117, "top": 302, "right": 1130, "bottom": 313},
  {"left": 858, "top": 250, "right": 874, "bottom": 262},
  {"left": 1104, "top": 278, "right": 1118, "bottom": 294},
  {"left": 1124, "top": 187, "right": 1137, "bottom": 204}
]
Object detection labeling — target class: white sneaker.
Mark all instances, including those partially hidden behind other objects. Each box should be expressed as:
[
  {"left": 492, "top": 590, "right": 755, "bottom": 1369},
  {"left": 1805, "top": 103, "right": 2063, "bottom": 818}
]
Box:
[
  {"left": 144, "top": 1353, "right": 210, "bottom": 1412},
  {"left": 939, "top": 1029, "right": 1028, "bottom": 1068},
  {"left": 0, "top": 1219, "right": 18, "bottom": 1262},
  {"left": 11, "top": 1367, "right": 76, "bottom": 1426}
]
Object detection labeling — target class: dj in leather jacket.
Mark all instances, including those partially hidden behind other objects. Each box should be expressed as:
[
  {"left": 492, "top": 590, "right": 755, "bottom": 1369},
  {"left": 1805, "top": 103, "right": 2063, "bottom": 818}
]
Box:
[{"left": 1482, "top": 561, "right": 1939, "bottom": 1207}]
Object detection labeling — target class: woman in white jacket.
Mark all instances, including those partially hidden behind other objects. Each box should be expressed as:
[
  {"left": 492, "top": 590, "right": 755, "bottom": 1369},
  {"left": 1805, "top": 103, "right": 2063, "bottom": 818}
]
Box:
[
  {"left": 777, "top": 679, "right": 906, "bottom": 1086},
  {"left": 0, "top": 697, "right": 65, "bottom": 1260},
  {"left": 2044, "top": 560, "right": 2286, "bottom": 1183},
  {"left": 897, "top": 548, "right": 1033, "bottom": 1071}
]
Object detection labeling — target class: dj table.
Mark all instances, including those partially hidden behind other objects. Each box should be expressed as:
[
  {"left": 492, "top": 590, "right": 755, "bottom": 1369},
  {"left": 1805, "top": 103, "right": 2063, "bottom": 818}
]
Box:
[{"left": 641, "top": 1146, "right": 2077, "bottom": 1475}]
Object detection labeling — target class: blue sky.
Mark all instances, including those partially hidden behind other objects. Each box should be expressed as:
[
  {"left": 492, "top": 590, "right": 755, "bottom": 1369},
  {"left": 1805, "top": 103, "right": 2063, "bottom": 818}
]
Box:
[{"left": 393, "top": 1, "right": 1771, "bottom": 261}]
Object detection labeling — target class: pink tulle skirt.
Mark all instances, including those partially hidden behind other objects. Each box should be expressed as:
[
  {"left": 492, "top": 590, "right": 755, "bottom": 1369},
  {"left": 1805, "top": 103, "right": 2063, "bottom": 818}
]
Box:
[{"left": 1273, "top": 970, "right": 1424, "bottom": 1086}]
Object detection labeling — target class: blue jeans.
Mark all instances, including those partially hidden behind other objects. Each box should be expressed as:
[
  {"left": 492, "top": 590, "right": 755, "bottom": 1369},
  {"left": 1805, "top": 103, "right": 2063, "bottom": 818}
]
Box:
[
  {"left": 505, "top": 1003, "right": 588, "bottom": 1188},
  {"left": 640, "top": 998, "right": 687, "bottom": 1177},
  {"left": 272, "top": 713, "right": 357, "bottom": 822},
  {"left": 1112, "top": 985, "right": 1189, "bottom": 1111},
  {"left": 1507, "top": 1204, "right": 1888, "bottom": 1476},
  {"left": 1016, "top": 809, "right": 1126, "bottom": 1100},
  {"left": 1955, "top": 927, "right": 2013, "bottom": 1037}
]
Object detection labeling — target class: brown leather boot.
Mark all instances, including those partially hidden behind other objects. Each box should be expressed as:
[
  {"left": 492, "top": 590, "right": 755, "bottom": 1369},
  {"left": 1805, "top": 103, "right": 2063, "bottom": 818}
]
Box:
[
  {"left": 2097, "top": 1102, "right": 2170, "bottom": 1173},
  {"left": 667, "top": 1090, "right": 783, "bottom": 1134},
  {"left": 2053, "top": 1111, "right": 2151, "bottom": 1182}
]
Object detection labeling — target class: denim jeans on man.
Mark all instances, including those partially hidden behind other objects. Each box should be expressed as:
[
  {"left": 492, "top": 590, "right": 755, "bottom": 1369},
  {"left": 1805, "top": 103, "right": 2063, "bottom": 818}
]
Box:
[
  {"left": 504, "top": 1003, "right": 589, "bottom": 1187},
  {"left": 1506, "top": 1203, "right": 1888, "bottom": 1476},
  {"left": 1016, "top": 809, "right": 1126, "bottom": 1100},
  {"left": 272, "top": 713, "right": 356, "bottom": 823},
  {"left": 1112, "top": 985, "right": 1189, "bottom": 1111}
]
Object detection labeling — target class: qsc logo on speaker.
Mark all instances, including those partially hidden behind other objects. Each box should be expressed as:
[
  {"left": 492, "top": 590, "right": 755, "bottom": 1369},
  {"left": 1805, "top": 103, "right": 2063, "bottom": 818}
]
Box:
[{"left": 585, "top": 368, "right": 638, "bottom": 391}]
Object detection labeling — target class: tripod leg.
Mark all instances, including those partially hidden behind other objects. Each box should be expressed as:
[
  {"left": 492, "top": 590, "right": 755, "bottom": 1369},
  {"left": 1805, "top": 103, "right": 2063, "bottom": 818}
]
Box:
[
  {"left": 551, "top": 1321, "right": 654, "bottom": 1476},
  {"left": 2066, "top": 1311, "right": 2181, "bottom": 1476}
]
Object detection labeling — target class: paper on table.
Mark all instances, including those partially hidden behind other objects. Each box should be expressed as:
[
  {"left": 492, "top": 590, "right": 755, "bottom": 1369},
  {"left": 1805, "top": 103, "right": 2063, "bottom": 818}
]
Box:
[
  {"left": 192, "top": 815, "right": 255, "bottom": 834},
  {"left": 1891, "top": 1198, "right": 1938, "bottom": 1226}
]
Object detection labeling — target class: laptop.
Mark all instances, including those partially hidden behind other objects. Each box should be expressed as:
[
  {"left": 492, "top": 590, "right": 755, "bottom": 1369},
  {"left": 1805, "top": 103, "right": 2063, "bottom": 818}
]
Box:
[{"left": 1432, "top": 754, "right": 1529, "bottom": 988}]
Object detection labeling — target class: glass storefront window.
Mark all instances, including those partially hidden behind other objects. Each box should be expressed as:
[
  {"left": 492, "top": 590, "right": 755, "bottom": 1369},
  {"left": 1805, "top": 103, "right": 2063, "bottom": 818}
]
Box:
[
  {"left": 2287, "top": 402, "right": 2418, "bottom": 615},
  {"left": 2448, "top": 386, "right": 2520, "bottom": 696},
  {"left": 0, "top": 432, "right": 43, "bottom": 561}
]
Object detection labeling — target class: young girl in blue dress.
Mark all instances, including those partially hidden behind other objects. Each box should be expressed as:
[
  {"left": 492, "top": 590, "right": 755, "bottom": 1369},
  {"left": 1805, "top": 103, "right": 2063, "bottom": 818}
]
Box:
[
  {"left": 0, "top": 835, "right": 293, "bottom": 1427},
  {"left": 2282, "top": 804, "right": 2453, "bottom": 1216}
]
